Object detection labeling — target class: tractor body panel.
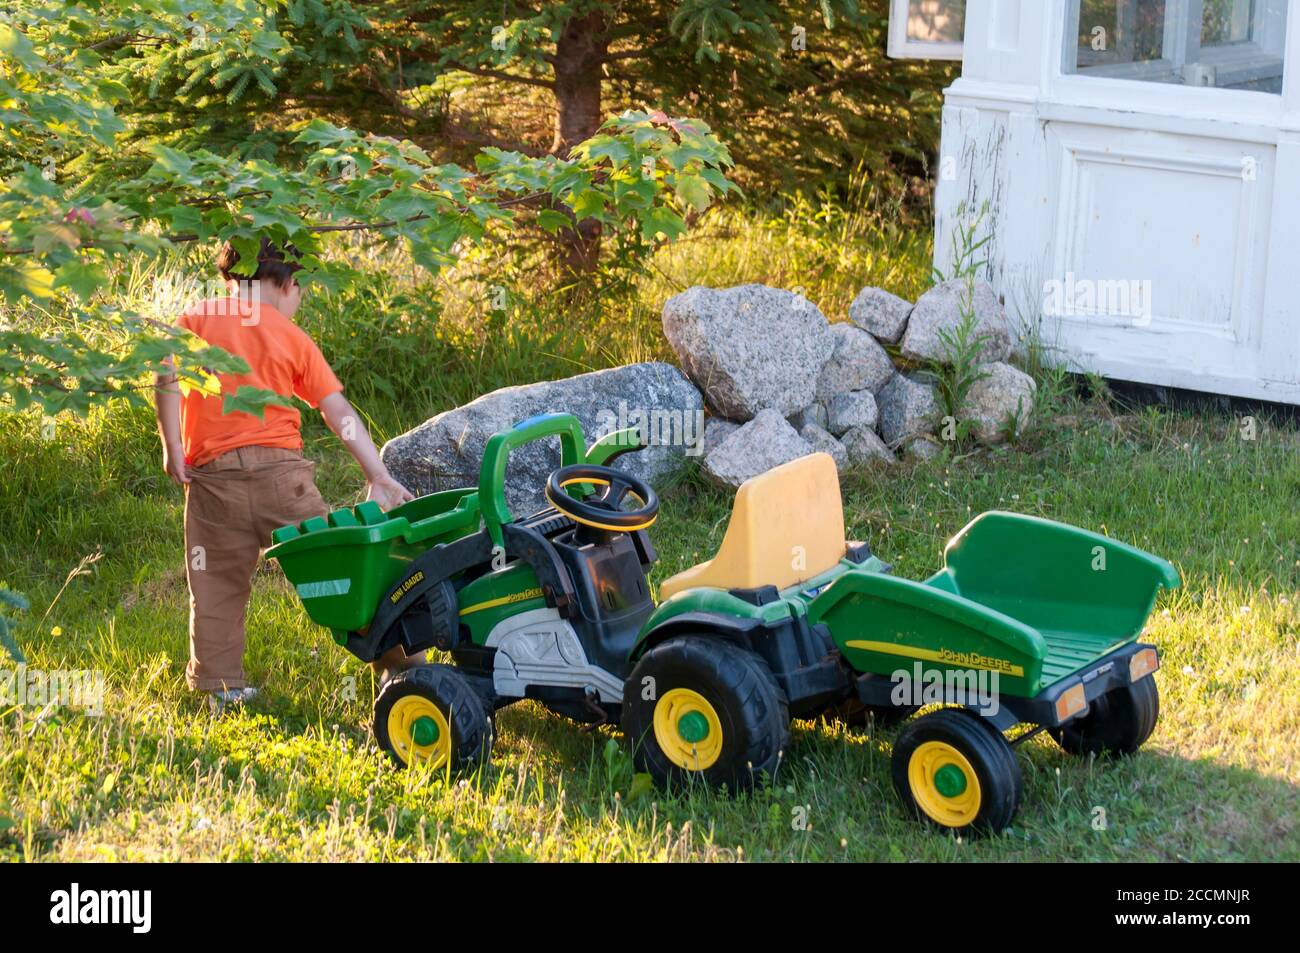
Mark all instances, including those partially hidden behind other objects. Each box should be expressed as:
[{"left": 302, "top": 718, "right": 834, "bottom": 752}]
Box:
[
  {"left": 449, "top": 508, "right": 658, "bottom": 705},
  {"left": 550, "top": 528, "right": 655, "bottom": 678},
  {"left": 635, "top": 553, "right": 886, "bottom": 655},
  {"left": 636, "top": 588, "right": 794, "bottom": 652},
  {"left": 808, "top": 569, "right": 1047, "bottom": 696},
  {"left": 456, "top": 562, "right": 547, "bottom": 645}
]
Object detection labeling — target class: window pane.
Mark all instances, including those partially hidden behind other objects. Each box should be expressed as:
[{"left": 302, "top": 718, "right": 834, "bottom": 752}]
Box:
[
  {"left": 1076, "top": 0, "right": 1167, "bottom": 69},
  {"left": 1202, "top": 0, "right": 1252, "bottom": 46},
  {"left": 1068, "top": 0, "right": 1287, "bottom": 92},
  {"left": 906, "top": 0, "right": 966, "bottom": 44}
]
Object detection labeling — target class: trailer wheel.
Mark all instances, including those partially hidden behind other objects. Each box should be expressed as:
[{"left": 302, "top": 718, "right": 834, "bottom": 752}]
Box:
[
  {"left": 1050, "top": 675, "right": 1159, "bottom": 757},
  {"left": 891, "top": 708, "right": 1021, "bottom": 836},
  {"left": 622, "top": 636, "right": 790, "bottom": 791},
  {"left": 374, "top": 664, "right": 493, "bottom": 772}
]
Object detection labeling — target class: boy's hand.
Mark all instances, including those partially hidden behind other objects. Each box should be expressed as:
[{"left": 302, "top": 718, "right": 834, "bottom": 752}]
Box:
[
  {"left": 366, "top": 473, "right": 413, "bottom": 510},
  {"left": 163, "top": 443, "right": 190, "bottom": 485}
]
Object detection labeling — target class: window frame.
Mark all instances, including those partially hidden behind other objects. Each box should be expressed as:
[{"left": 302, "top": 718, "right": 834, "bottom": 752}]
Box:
[
  {"left": 1065, "top": 0, "right": 1287, "bottom": 90},
  {"left": 887, "top": 0, "right": 966, "bottom": 60}
]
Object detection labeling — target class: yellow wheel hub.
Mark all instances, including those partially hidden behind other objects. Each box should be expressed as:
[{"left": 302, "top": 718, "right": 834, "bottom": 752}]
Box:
[
  {"left": 388, "top": 695, "right": 452, "bottom": 769},
  {"left": 653, "top": 688, "right": 723, "bottom": 770},
  {"left": 908, "top": 741, "right": 982, "bottom": 827}
]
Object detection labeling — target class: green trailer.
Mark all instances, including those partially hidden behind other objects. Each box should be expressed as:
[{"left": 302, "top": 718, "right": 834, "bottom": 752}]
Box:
[{"left": 268, "top": 413, "right": 1179, "bottom": 835}]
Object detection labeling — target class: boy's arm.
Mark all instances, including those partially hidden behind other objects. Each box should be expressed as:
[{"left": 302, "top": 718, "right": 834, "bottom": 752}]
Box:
[
  {"left": 155, "top": 360, "right": 190, "bottom": 485},
  {"left": 318, "top": 391, "right": 414, "bottom": 510}
]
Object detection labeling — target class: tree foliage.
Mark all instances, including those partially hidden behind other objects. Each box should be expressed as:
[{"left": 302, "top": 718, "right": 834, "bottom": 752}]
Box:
[
  {"left": 94, "top": 2, "right": 952, "bottom": 198},
  {"left": 0, "top": 1, "right": 739, "bottom": 415}
]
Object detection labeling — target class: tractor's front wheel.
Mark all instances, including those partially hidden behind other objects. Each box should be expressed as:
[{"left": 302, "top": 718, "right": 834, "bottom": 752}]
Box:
[
  {"left": 373, "top": 664, "right": 493, "bottom": 772},
  {"left": 1050, "top": 675, "right": 1159, "bottom": 757},
  {"left": 622, "top": 637, "right": 790, "bottom": 792},
  {"left": 891, "top": 708, "right": 1021, "bottom": 836}
]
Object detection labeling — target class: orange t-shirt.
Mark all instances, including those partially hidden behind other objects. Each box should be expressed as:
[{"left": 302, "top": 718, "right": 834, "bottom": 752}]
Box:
[{"left": 177, "top": 297, "right": 343, "bottom": 466}]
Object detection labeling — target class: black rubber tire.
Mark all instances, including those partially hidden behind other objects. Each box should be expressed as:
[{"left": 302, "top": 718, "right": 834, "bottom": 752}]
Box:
[
  {"left": 1050, "top": 675, "right": 1159, "bottom": 758},
  {"left": 891, "top": 708, "right": 1022, "bottom": 836},
  {"left": 622, "top": 636, "right": 791, "bottom": 792},
  {"left": 828, "top": 697, "right": 919, "bottom": 730},
  {"left": 373, "top": 664, "right": 493, "bottom": 771}
]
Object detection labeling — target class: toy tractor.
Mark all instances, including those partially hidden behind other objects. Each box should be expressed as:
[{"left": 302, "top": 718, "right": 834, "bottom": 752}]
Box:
[{"left": 268, "top": 413, "right": 1179, "bottom": 835}]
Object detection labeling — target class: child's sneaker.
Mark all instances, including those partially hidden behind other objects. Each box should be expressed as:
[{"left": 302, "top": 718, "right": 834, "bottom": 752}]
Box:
[{"left": 208, "top": 686, "right": 259, "bottom": 713}]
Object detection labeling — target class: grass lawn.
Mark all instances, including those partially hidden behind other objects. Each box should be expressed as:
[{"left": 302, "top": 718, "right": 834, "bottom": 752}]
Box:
[{"left": 2, "top": 210, "right": 1297, "bottom": 862}]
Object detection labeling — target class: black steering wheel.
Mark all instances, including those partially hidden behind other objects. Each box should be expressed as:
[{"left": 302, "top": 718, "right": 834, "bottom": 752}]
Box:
[{"left": 544, "top": 463, "right": 659, "bottom": 533}]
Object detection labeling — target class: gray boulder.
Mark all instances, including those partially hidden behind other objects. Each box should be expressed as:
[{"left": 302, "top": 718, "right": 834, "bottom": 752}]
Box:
[
  {"left": 826, "top": 390, "right": 878, "bottom": 437},
  {"left": 788, "top": 402, "right": 828, "bottom": 432},
  {"left": 815, "top": 323, "right": 894, "bottom": 400},
  {"left": 841, "top": 425, "right": 895, "bottom": 465},
  {"left": 662, "top": 284, "right": 835, "bottom": 420},
  {"left": 900, "top": 278, "right": 1011, "bottom": 365},
  {"left": 381, "top": 362, "right": 702, "bottom": 516},
  {"left": 798, "top": 423, "right": 849, "bottom": 471},
  {"left": 877, "top": 373, "right": 940, "bottom": 447},
  {"left": 903, "top": 436, "right": 944, "bottom": 461},
  {"left": 703, "top": 416, "right": 741, "bottom": 453},
  {"left": 703, "top": 409, "right": 813, "bottom": 488},
  {"left": 849, "top": 287, "right": 913, "bottom": 344},
  {"left": 960, "top": 362, "right": 1037, "bottom": 445}
]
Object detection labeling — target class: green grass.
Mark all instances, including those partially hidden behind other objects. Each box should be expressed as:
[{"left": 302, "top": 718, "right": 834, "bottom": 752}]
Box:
[{"left": 2, "top": 207, "right": 1297, "bottom": 861}]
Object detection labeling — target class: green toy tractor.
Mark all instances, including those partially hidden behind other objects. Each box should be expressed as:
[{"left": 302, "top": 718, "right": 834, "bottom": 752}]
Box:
[{"left": 268, "top": 413, "right": 1179, "bottom": 835}]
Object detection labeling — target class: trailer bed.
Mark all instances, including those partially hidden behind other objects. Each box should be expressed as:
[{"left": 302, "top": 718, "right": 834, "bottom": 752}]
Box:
[{"left": 1037, "top": 630, "right": 1131, "bottom": 688}]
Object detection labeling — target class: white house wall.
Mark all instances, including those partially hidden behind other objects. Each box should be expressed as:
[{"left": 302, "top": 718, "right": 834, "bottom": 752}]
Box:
[
  {"left": 935, "top": 101, "right": 1053, "bottom": 342},
  {"left": 934, "top": 0, "right": 1300, "bottom": 404},
  {"left": 1260, "top": 136, "right": 1300, "bottom": 388}
]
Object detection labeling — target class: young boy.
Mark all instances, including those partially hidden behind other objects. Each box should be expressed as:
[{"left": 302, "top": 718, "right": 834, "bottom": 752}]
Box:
[{"left": 155, "top": 239, "right": 415, "bottom": 708}]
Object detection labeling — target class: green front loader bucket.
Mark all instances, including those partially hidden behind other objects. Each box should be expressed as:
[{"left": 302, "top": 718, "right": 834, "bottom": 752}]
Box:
[{"left": 266, "top": 488, "right": 482, "bottom": 633}]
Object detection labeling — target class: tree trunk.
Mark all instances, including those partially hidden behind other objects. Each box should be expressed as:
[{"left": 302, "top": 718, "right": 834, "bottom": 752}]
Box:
[{"left": 551, "top": 10, "right": 607, "bottom": 274}]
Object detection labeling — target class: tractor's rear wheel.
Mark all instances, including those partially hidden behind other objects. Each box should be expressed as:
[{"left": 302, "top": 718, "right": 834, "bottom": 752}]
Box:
[
  {"left": 891, "top": 708, "right": 1021, "bottom": 836},
  {"left": 622, "top": 636, "right": 790, "bottom": 792},
  {"left": 1050, "top": 675, "right": 1159, "bottom": 757},
  {"left": 374, "top": 664, "right": 493, "bottom": 772}
]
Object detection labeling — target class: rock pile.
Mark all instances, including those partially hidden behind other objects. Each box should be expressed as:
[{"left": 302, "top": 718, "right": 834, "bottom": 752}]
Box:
[
  {"left": 382, "top": 279, "right": 1039, "bottom": 505},
  {"left": 662, "top": 280, "right": 1036, "bottom": 487}
]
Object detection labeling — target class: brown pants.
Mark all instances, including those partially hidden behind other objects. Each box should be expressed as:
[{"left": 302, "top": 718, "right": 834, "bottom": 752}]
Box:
[{"left": 184, "top": 445, "right": 327, "bottom": 691}]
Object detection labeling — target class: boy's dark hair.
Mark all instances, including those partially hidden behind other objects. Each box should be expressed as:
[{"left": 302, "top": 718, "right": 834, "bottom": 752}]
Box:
[{"left": 216, "top": 237, "right": 303, "bottom": 290}]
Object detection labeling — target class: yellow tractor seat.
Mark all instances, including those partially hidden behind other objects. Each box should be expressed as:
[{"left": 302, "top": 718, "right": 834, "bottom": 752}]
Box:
[{"left": 658, "top": 452, "right": 847, "bottom": 601}]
